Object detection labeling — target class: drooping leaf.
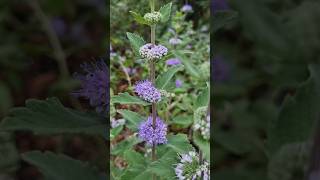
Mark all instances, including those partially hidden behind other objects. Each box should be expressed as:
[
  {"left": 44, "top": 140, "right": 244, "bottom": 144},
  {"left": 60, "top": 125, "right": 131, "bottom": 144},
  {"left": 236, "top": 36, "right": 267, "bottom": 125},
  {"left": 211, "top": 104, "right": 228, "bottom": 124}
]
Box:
[
  {"left": 193, "top": 131, "right": 210, "bottom": 161},
  {"left": 112, "top": 93, "right": 150, "bottom": 106},
  {"left": 155, "top": 65, "right": 183, "bottom": 90},
  {"left": 0, "top": 98, "right": 106, "bottom": 136},
  {"left": 22, "top": 151, "right": 102, "bottom": 180},
  {"left": 117, "top": 110, "right": 145, "bottom": 131},
  {"left": 159, "top": 2, "right": 172, "bottom": 22},
  {"left": 173, "top": 51, "right": 201, "bottom": 78},
  {"left": 129, "top": 11, "right": 149, "bottom": 25},
  {"left": 166, "top": 133, "right": 193, "bottom": 154},
  {"left": 126, "top": 32, "right": 146, "bottom": 56}
]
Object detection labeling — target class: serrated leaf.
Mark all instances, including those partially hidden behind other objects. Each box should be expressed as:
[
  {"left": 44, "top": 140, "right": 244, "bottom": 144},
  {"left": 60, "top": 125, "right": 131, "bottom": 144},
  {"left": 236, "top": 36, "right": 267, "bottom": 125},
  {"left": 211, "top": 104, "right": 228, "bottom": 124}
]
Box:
[
  {"left": 22, "top": 151, "right": 102, "bottom": 180},
  {"left": 166, "top": 134, "right": 193, "bottom": 154},
  {"left": 159, "top": 2, "right": 172, "bottom": 22},
  {"left": 126, "top": 32, "right": 146, "bottom": 56},
  {"left": 155, "top": 65, "right": 183, "bottom": 90},
  {"left": 193, "top": 131, "right": 210, "bottom": 161},
  {"left": 121, "top": 150, "right": 152, "bottom": 180},
  {"left": 117, "top": 110, "right": 145, "bottom": 131},
  {"left": 173, "top": 51, "right": 201, "bottom": 78},
  {"left": 148, "top": 150, "right": 177, "bottom": 179},
  {"left": 129, "top": 11, "right": 149, "bottom": 25},
  {"left": 0, "top": 98, "right": 106, "bottom": 136},
  {"left": 212, "top": 10, "right": 238, "bottom": 33},
  {"left": 112, "top": 93, "right": 150, "bottom": 106}
]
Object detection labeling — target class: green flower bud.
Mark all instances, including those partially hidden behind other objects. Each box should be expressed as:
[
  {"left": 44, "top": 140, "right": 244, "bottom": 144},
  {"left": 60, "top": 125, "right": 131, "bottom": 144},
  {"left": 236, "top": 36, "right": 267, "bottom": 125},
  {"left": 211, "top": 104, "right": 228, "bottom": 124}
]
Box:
[{"left": 144, "top": 11, "right": 161, "bottom": 24}]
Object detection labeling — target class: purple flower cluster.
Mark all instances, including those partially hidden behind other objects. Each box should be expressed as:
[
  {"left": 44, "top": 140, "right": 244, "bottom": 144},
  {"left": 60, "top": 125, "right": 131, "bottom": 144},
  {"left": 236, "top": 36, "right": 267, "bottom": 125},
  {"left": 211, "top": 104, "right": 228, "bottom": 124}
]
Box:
[
  {"left": 134, "top": 80, "right": 161, "bottom": 103},
  {"left": 138, "top": 116, "right": 167, "bottom": 146},
  {"left": 73, "top": 60, "right": 109, "bottom": 113},
  {"left": 139, "top": 43, "right": 168, "bottom": 60},
  {"left": 166, "top": 58, "right": 181, "bottom": 66},
  {"left": 181, "top": 4, "right": 193, "bottom": 13}
]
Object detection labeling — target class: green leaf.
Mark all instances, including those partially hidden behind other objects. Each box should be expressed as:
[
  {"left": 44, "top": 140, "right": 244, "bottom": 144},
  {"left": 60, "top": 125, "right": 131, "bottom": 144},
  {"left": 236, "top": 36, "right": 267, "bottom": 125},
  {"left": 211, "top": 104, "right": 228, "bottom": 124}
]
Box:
[
  {"left": 173, "top": 51, "right": 201, "bottom": 78},
  {"left": 110, "top": 125, "right": 123, "bottom": 140},
  {"left": 212, "top": 10, "right": 238, "bottom": 33},
  {"left": 126, "top": 32, "right": 146, "bottom": 56},
  {"left": 148, "top": 150, "right": 177, "bottom": 179},
  {"left": 22, "top": 151, "right": 102, "bottom": 180},
  {"left": 117, "top": 110, "right": 145, "bottom": 131},
  {"left": 111, "top": 136, "right": 141, "bottom": 156},
  {"left": 159, "top": 2, "right": 172, "bottom": 23},
  {"left": 193, "top": 131, "right": 210, "bottom": 161},
  {"left": 0, "top": 132, "right": 19, "bottom": 172},
  {"left": 194, "top": 86, "right": 209, "bottom": 109},
  {"left": 112, "top": 93, "right": 150, "bottom": 106},
  {"left": 0, "top": 98, "right": 106, "bottom": 136},
  {"left": 171, "top": 115, "right": 193, "bottom": 127},
  {"left": 129, "top": 11, "right": 149, "bottom": 25},
  {"left": 155, "top": 65, "right": 183, "bottom": 90},
  {"left": 166, "top": 134, "right": 193, "bottom": 154},
  {"left": 121, "top": 150, "right": 152, "bottom": 180}
]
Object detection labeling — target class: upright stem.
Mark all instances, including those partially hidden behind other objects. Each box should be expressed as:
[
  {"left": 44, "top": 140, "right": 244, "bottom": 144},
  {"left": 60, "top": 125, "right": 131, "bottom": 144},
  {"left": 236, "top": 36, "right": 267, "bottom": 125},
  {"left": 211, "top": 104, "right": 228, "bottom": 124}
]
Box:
[{"left": 150, "top": 1, "right": 157, "bottom": 180}]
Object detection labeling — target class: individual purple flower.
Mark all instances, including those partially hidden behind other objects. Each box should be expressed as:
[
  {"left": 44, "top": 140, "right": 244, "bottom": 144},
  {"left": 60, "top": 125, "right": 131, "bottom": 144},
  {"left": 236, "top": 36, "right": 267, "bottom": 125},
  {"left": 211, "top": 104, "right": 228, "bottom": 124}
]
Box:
[
  {"left": 169, "top": 38, "right": 182, "bottom": 45},
  {"left": 72, "top": 60, "right": 109, "bottom": 113},
  {"left": 138, "top": 116, "right": 167, "bottom": 146},
  {"left": 212, "top": 55, "right": 230, "bottom": 83},
  {"left": 166, "top": 58, "right": 181, "bottom": 66},
  {"left": 139, "top": 43, "right": 168, "bottom": 60},
  {"left": 212, "top": 0, "right": 229, "bottom": 14},
  {"left": 181, "top": 4, "right": 193, "bottom": 13},
  {"left": 134, "top": 80, "right": 161, "bottom": 103},
  {"left": 50, "top": 17, "right": 66, "bottom": 37},
  {"left": 175, "top": 79, "right": 183, "bottom": 88}
]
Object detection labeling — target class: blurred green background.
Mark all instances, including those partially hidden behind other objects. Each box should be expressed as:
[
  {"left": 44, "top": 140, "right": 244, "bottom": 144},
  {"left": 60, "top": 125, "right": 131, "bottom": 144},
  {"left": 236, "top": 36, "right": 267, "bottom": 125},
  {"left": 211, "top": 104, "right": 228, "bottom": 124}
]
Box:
[
  {"left": 213, "top": 0, "right": 320, "bottom": 179},
  {"left": 0, "top": 0, "right": 106, "bottom": 179}
]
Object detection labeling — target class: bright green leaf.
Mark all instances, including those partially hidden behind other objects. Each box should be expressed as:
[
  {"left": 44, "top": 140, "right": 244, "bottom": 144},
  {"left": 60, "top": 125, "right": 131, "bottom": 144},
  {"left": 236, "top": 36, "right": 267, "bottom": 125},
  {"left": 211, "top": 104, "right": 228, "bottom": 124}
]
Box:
[
  {"left": 166, "top": 134, "right": 193, "bottom": 154},
  {"left": 148, "top": 150, "right": 177, "bottom": 179},
  {"left": 159, "top": 2, "right": 172, "bottom": 22},
  {"left": 155, "top": 65, "right": 183, "bottom": 90},
  {"left": 126, "top": 32, "right": 146, "bottom": 56},
  {"left": 117, "top": 110, "right": 145, "bottom": 131},
  {"left": 194, "top": 86, "right": 209, "bottom": 109},
  {"left": 129, "top": 11, "right": 149, "bottom": 25}
]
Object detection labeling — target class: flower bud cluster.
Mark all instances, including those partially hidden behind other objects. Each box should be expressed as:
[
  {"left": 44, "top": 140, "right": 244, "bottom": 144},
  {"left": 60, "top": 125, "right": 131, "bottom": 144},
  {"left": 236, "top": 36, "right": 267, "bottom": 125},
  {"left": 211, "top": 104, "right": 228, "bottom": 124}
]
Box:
[
  {"left": 175, "top": 151, "right": 210, "bottom": 180},
  {"left": 139, "top": 43, "right": 168, "bottom": 61},
  {"left": 144, "top": 11, "right": 162, "bottom": 24},
  {"left": 160, "top": 89, "right": 175, "bottom": 98},
  {"left": 194, "top": 107, "right": 210, "bottom": 140}
]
